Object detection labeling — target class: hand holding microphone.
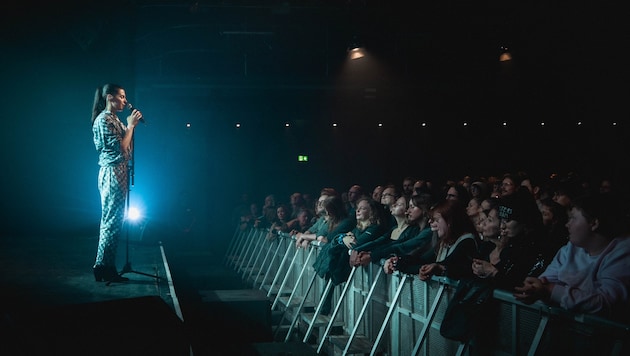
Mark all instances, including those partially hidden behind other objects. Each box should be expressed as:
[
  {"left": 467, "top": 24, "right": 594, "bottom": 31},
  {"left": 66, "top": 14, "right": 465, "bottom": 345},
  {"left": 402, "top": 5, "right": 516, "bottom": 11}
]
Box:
[{"left": 126, "top": 103, "right": 145, "bottom": 124}]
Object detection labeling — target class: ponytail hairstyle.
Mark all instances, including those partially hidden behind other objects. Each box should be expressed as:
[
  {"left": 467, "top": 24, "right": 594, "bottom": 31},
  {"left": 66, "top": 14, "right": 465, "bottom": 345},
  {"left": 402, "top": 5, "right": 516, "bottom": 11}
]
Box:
[{"left": 91, "top": 83, "right": 123, "bottom": 124}]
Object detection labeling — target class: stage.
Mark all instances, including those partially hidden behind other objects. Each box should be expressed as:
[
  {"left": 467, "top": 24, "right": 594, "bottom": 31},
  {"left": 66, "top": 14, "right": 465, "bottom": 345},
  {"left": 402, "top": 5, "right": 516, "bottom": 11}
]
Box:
[{"left": 0, "top": 233, "right": 276, "bottom": 355}]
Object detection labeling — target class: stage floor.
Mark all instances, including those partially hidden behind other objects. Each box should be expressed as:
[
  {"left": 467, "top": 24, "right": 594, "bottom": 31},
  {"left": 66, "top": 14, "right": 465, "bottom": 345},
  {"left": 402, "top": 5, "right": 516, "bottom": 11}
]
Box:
[
  {"left": 0, "top": 235, "right": 175, "bottom": 310},
  {"left": 0, "top": 233, "right": 274, "bottom": 355}
]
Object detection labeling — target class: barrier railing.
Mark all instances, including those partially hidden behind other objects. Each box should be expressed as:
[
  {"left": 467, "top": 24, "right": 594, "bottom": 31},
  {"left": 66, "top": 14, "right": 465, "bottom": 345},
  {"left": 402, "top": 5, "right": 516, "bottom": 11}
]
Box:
[{"left": 227, "top": 227, "right": 630, "bottom": 355}]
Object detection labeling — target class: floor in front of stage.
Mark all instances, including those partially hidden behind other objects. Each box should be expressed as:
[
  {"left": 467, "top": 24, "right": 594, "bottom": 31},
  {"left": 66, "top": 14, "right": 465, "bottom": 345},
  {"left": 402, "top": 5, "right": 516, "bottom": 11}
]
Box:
[{"left": 0, "top": 232, "right": 284, "bottom": 356}]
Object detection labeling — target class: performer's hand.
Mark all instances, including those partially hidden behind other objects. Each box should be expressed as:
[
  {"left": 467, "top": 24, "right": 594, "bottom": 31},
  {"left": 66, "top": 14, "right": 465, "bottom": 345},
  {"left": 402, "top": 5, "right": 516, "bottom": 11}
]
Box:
[{"left": 127, "top": 109, "right": 142, "bottom": 127}]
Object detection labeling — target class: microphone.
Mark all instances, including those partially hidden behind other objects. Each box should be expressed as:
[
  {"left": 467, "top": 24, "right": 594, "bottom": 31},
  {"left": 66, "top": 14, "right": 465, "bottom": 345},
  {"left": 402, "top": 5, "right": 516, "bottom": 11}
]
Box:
[{"left": 126, "top": 103, "right": 145, "bottom": 124}]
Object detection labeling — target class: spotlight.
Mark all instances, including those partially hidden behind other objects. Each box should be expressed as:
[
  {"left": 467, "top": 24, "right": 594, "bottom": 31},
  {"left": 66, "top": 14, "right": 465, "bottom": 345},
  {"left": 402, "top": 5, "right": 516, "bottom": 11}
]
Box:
[
  {"left": 347, "top": 36, "right": 365, "bottom": 60},
  {"left": 125, "top": 206, "right": 149, "bottom": 242},
  {"left": 349, "top": 47, "right": 365, "bottom": 60},
  {"left": 128, "top": 206, "right": 142, "bottom": 221}
]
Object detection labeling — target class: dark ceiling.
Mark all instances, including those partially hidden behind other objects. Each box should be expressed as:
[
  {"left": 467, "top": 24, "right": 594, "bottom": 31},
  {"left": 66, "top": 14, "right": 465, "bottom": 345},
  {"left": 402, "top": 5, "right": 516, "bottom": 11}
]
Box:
[
  {"left": 0, "top": 1, "right": 628, "bottom": 238},
  {"left": 4, "top": 1, "right": 625, "bottom": 113}
]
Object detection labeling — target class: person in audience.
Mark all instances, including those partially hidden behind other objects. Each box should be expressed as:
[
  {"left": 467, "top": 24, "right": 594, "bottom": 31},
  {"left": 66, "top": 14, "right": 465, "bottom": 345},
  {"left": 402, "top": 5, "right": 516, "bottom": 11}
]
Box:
[
  {"left": 380, "top": 184, "right": 400, "bottom": 228},
  {"left": 477, "top": 197, "right": 502, "bottom": 243},
  {"left": 539, "top": 197, "right": 569, "bottom": 262},
  {"left": 317, "top": 195, "right": 353, "bottom": 244},
  {"left": 340, "top": 198, "right": 389, "bottom": 249},
  {"left": 293, "top": 188, "right": 338, "bottom": 248},
  {"left": 282, "top": 192, "right": 313, "bottom": 232},
  {"left": 245, "top": 170, "right": 630, "bottom": 353},
  {"left": 551, "top": 179, "right": 580, "bottom": 208},
  {"left": 514, "top": 194, "right": 630, "bottom": 354},
  {"left": 380, "top": 184, "right": 399, "bottom": 209},
  {"left": 471, "top": 188, "right": 546, "bottom": 289},
  {"left": 470, "top": 180, "right": 490, "bottom": 202},
  {"left": 475, "top": 197, "right": 500, "bottom": 238},
  {"left": 500, "top": 173, "right": 522, "bottom": 198},
  {"left": 315, "top": 197, "right": 387, "bottom": 286},
  {"left": 598, "top": 178, "right": 613, "bottom": 195},
  {"left": 402, "top": 176, "right": 415, "bottom": 200},
  {"left": 514, "top": 194, "right": 630, "bottom": 317},
  {"left": 239, "top": 202, "right": 260, "bottom": 230},
  {"left": 254, "top": 194, "right": 277, "bottom": 229},
  {"left": 466, "top": 183, "right": 544, "bottom": 355},
  {"left": 285, "top": 208, "right": 314, "bottom": 234},
  {"left": 350, "top": 195, "right": 414, "bottom": 267},
  {"left": 480, "top": 196, "right": 500, "bottom": 212},
  {"left": 311, "top": 195, "right": 355, "bottom": 315},
  {"left": 460, "top": 175, "right": 473, "bottom": 193},
  {"left": 345, "top": 184, "right": 365, "bottom": 222},
  {"left": 413, "top": 179, "right": 426, "bottom": 194},
  {"left": 371, "top": 185, "right": 384, "bottom": 203},
  {"left": 288, "top": 192, "right": 307, "bottom": 220},
  {"left": 390, "top": 200, "right": 478, "bottom": 281},
  {"left": 381, "top": 193, "right": 436, "bottom": 274},
  {"left": 267, "top": 203, "right": 291, "bottom": 239},
  {"left": 445, "top": 184, "right": 471, "bottom": 207},
  {"left": 357, "top": 193, "right": 435, "bottom": 268},
  {"left": 466, "top": 197, "right": 484, "bottom": 234}
]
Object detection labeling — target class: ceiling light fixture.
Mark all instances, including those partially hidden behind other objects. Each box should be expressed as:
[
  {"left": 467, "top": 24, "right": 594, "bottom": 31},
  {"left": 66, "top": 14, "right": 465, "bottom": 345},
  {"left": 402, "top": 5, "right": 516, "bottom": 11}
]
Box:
[{"left": 348, "top": 36, "right": 365, "bottom": 60}]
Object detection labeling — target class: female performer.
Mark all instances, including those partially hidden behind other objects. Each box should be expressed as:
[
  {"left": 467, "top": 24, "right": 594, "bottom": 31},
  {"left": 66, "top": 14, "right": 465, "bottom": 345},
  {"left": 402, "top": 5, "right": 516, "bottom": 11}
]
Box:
[{"left": 91, "top": 83, "right": 143, "bottom": 282}]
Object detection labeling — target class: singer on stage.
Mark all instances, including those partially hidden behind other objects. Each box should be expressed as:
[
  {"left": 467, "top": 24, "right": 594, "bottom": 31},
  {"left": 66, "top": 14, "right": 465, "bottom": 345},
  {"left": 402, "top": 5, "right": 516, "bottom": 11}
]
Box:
[{"left": 91, "top": 83, "right": 143, "bottom": 282}]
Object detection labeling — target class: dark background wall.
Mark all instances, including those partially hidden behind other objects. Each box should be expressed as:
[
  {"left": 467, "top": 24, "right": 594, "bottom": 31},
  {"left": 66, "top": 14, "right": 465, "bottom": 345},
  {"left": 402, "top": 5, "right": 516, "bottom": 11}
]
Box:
[{"left": 1, "top": 1, "right": 627, "bottom": 248}]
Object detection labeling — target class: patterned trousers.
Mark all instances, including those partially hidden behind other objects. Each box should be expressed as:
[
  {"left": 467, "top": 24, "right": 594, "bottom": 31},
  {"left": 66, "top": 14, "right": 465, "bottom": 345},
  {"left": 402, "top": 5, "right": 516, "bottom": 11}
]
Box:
[{"left": 94, "top": 163, "right": 128, "bottom": 268}]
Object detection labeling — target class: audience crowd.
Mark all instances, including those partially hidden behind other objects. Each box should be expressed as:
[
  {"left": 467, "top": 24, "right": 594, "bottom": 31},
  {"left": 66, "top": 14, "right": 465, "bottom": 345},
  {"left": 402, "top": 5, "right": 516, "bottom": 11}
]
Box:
[{"left": 232, "top": 171, "right": 630, "bottom": 353}]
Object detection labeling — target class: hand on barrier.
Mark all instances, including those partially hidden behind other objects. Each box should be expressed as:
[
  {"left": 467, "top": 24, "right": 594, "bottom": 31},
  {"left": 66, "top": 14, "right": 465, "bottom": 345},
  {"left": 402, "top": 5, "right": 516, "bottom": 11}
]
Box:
[
  {"left": 514, "top": 276, "right": 552, "bottom": 304},
  {"left": 419, "top": 263, "right": 445, "bottom": 281},
  {"left": 383, "top": 256, "right": 398, "bottom": 274}
]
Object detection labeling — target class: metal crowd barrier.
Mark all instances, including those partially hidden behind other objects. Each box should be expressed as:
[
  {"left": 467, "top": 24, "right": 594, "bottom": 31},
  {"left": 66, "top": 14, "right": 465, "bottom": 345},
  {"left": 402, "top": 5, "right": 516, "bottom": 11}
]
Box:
[{"left": 225, "top": 226, "right": 630, "bottom": 355}]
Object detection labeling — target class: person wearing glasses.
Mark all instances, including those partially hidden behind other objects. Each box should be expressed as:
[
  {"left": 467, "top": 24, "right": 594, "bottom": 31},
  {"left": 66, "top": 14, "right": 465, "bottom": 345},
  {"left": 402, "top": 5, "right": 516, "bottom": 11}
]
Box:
[
  {"left": 500, "top": 172, "right": 524, "bottom": 197},
  {"left": 380, "top": 184, "right": 400, "bottom": 228}
]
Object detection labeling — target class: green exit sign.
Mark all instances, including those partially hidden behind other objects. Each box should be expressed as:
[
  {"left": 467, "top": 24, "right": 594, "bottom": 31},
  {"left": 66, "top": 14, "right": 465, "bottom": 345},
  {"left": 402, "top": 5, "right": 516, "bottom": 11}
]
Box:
[{"left": 298, "top": 155, "right": 309, "bottom": 162}]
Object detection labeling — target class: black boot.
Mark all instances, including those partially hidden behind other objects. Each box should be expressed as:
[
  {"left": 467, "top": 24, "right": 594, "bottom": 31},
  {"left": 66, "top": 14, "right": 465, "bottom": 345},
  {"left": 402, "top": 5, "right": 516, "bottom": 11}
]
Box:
[
  {"left": 104, "top": 266, "right": 129, "bottom": 282},
  {"left": 93, "top": 265, "right": 106, "bottom": 282}
]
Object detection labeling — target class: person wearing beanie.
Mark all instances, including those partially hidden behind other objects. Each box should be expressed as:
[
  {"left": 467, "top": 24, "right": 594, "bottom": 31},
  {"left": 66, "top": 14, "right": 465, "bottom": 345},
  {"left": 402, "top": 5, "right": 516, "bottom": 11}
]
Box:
[{"left": 472, "top": 189, "right": 546, "bottom": 289}]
